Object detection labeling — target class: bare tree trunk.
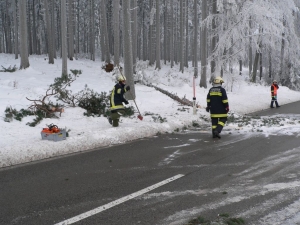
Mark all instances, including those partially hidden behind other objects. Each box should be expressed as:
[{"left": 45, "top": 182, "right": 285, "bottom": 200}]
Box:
[
  {"left": 122, "top": 0, "right": 134, "bottom": 99},
  {"left": 99, "top": 4, "right": 105, "bottom": 61},
  {"left": 251, "top": 51, "right": 259, "bottom": 83},
  {"left": 252, "top": 18, "right": 264, "bottom": 83},
  {"left": 170, "top": 0, "right": 174, "bottom": 67},
  {"left": 193, "top": 0, "right": 198, "bottom": 77},
  {"left": 61, "top": 0, "right": 68, "bottom": 75},
  {"left": 107, "top": 2, "right": 113, "bottom": 56},
  {"left": 279, "top": 16, "right": 286, "bottom": 80},
  {"left": 210, "top": 0, "right": 217, "bottom": 77},
  {"left": 155, "top": 0, "right": 161, "bottom": 70},
  {"left": 200, "top": 0, "right": 207, "bottom": 88},
  {"left": 185, "top": 0, "right": 188, "bottom": 67},
  {"left": 131, "top": 0, "right": 137, "bottom": 73},
  {"left": 163, "top": 0, "right": 167, "bottom": 64},
  {"left": 68, "top": 0, "right": 74, "bottom": 60},
  {"left": 113, "top": 0, "right": 120, "bottom": 66},
  {"left": 239, "top": 60, "right": 242, "bottom": 75},
  {"left": 19, "top": 0, "right": 30, "bottom": 69},
  {"left": 32, "top": 0, "right": 37, "bottom": 55},
  {"left": 51, "top": 0, "right": 57, "bottom": 58},
  {"left": 259, "top": 52, "right": 262, "bottom": 80},
  {"left": 248, "top": 17, "right": 253, "bottom": 77},
  {"left": 0, "top": 35, "right": 2, "bottom": 53},
  {"left": 269, "top": 50, "right": 272, "bottom": 78},
  {"left": 56, "top": 3, "right": 61, "bottom": 57},
  {"left": 137, "top": 9, "right": 141, "bottom": 60},
  {"left": 44, "top": 0, "right": 54, "bottom": 64},
  {"left": 174, "top": 3, "right": 179, "bottom": 64},
  {"left": 142, "top": 1, "right": 147, "bottom": 61},
  {"left": 1, "top": 1, "right": 11, "bottom": 53},
  {"left": 101, "top": 0, "right": 110, "bottom": 64},
  {"left": 13, "top": 0, "right": 18, "bottom": 59},
  {"left": 0, "top": 1, "right": 2, "bottom": 53},
  {"left": 249, "top": 41, "right": 253, "bottom": 77},
  {"left": 27, "top": 1, "right": 32, "bottom": 55},
  {"left": 149, "top": 0, "right": 155, "bottom": 65},
  {"left": 76, "top": 0, "right": 80, "bottom": 56},
  {"left": 179, "top": 0, "right": 184, "bottom": 72},
  {"left": 90, "top": 0, "right": 95, "bottom": 61},
  {"left": 148, "top": 0, "right": 152, "bottom": 63}
]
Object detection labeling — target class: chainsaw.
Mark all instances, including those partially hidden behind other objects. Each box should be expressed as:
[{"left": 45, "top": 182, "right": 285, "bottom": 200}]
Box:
[{"left": 41, "top": 123, "right": 60, "bottom": 133}]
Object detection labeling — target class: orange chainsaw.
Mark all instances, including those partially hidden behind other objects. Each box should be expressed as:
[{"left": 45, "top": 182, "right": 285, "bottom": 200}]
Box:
[{"left": 41, "top": 123, "right": 60, "bottom": 134}]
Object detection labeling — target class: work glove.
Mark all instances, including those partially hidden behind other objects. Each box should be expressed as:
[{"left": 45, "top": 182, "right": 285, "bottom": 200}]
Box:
[
  {"left": 225, "top": 107, "right": 229, "bottom": 113},
  {"left": 272, "top": 96, "right": 277, "bottom": 100},
  {"left": 124, "top": 100, "right": 129, "bottom": 105},
  {"left": 206, "top": 107, "right": 210, "bottom": 112},
  {"left": 126, "top": 86, "right": 130, "bottom": 91}
]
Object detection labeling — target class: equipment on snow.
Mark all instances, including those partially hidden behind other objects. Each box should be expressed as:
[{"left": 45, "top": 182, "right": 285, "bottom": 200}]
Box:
[{"left": 41, "top": 123, "right": 67, "bottom": 141}]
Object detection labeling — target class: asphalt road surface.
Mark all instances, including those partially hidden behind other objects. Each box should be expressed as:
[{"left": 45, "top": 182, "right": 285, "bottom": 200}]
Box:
[{"left": 1, "top": 102, "right": 300, "bottom": 225}]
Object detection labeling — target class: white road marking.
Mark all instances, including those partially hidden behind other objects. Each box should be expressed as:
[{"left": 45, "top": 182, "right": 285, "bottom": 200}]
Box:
[
  {"left": 54, "top": 174, "right": 185, "bottom": 225},
  {"left": 164, "top": 144, "right": 190, "bottom": 148},
  {"left": 159, "top": 150, "right": 181, "bottom": 166}
]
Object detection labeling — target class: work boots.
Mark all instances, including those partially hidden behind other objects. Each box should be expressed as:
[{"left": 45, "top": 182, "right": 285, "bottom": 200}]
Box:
[{"left": 213, "top": 130, "right": 221, "bottom": 139}]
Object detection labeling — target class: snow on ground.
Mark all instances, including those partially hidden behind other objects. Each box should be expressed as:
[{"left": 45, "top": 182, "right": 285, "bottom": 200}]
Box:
[{"left": 1, "top": 53, "right": 300, "bottom": 169}]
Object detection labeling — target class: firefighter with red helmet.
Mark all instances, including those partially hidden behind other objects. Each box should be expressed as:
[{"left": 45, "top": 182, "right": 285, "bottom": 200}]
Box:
[{"left": 206, "top": 76, "right": 229, "bottom": 139}]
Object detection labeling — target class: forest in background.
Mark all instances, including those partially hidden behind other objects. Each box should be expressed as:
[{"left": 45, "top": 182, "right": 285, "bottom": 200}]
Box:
[{"left": 1, "top": 0, "right": 300, "bottom": 93}]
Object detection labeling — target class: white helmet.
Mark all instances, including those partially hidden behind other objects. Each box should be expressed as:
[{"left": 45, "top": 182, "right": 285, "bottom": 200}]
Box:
[
  {"left": 117, "top": 74, "right": 126, "bottom": 81},
  {"left": 213, "top": 76, "right": 224, "bottom": 84}
]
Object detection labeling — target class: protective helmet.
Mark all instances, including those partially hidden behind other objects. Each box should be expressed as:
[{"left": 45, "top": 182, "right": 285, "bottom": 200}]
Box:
[
  {"left": 273, "top": 80, "right": 277, "bottom": 83},
  {"left": 117, "top": 74, "right": 126, "bottom": 81},
  {"left": 213, "top": 76, "right": 224, "bottom": 84}
]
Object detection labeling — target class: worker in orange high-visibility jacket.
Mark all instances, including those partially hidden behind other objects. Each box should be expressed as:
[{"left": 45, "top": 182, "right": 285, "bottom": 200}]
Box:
[
  {"left": 206, "top": 76, "right": 229, "bottom": 139},
  {"left": 270, "top": 80, "right": 280, "bottom": 108}
]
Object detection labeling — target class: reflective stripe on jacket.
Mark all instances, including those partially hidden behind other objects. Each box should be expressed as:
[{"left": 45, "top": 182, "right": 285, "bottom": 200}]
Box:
[
  {"left": 206, "top": 86, "right": 229, "bottom": 118},
  {"left": 110, "top": 83, "right": 128, "bottom": 110}
]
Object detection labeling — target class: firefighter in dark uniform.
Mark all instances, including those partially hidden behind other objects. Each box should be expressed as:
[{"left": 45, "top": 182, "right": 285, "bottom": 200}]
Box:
[
  {"left": 108, "top": 74, "right": 130, "bottom": 127},
  {"left": 270, "top": 80, "right": 280, "bottom": 108},
  {"left": 206, "top": 76, "right": 229, "bottom": 139}
]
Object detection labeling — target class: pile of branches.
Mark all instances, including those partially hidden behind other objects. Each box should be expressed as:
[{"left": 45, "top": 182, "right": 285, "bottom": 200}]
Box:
[
  {"left": 25, "top": 70, "right": 83, "bottom": 119},
  {"left": 0, "top": 65, "right": 17, "bottom": 72},
  {"left": 22, "top": 69, "right": 113, "bottom": 125}
]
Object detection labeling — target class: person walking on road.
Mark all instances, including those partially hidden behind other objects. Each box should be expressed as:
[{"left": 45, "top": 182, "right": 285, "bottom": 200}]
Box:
[
  {"left": 108, "top": 74, "right": 130, "bottom": 127},
  {"left": 270, "top": 80, "right": 280, "bottom": 108},
  {"left": 206, "top": 76, "right": 229, "bottom": 139}
]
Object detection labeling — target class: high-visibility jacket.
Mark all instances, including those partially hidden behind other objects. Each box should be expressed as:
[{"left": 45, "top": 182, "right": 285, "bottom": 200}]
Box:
[
  {"left": 206, "top": 85, "right": 229, "bottom": 118},
  {"left": 110, "top": 82, "right": 128, "bottom": 111},
  {"left": 271, "top": 84, "right": 279, "bottom": 97}
]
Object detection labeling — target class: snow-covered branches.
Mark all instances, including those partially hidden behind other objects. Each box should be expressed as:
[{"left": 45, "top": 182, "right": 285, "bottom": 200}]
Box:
[{"left": 203, "top": 0, "right": 300, "bottom": 82}]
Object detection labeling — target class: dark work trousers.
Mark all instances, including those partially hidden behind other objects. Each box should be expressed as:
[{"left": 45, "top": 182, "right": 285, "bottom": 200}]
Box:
[
  {"left": 111, "top": 109, "right": 125, "bottom": 127},
  {"left": 211, "top": 117, "right": 227, "bottom": 134},
  {"left": 270, "top": 96, "right": 279, "bottom": 108}
]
